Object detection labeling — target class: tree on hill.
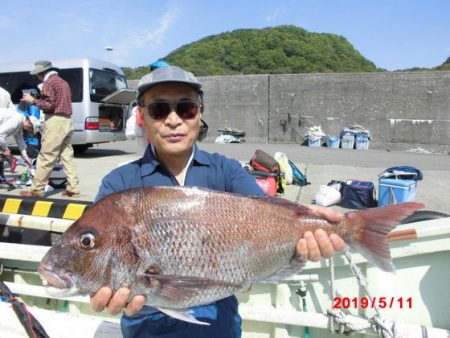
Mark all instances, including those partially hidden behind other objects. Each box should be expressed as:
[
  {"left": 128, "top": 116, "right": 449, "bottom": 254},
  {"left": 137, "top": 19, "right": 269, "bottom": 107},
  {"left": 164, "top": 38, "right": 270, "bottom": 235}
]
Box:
[
  {"left": 122, "top": 25, "right": 381, "bottom": 78},
  {"left": 436, "top": 56, "right": 450, "bottom": 71},
  {"left": 164, "top": 25, "right": 378, "bottom": 76}
]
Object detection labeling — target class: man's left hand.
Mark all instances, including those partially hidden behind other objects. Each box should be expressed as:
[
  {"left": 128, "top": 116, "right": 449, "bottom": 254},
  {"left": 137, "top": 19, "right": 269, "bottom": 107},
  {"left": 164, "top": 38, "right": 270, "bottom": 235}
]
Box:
[{"left": 296, "top": 205, "right": 346, "bottom": 261}]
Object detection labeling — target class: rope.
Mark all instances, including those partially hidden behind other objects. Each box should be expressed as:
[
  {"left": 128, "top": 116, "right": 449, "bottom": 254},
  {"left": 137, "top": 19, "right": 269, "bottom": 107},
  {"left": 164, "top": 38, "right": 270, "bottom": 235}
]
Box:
[
  {"left": 0, "top": 278, "right": 50, "bottom": 338},
  {"left": 327, "top": 308, "right": 371, "bottom": 334},
  {"left": 326, "top": 249, "right": 400, "bottom": 337},
  {"left": 329, "top": 257, "right": 335, "bottom": 300}
]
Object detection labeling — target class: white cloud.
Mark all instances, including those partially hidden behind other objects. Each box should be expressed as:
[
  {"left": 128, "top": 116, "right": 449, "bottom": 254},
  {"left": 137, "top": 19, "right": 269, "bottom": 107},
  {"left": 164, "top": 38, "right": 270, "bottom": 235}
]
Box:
[
  {"left": 265, "top": 6, "right": 286, "bottom": 23},
  {"left": 112, "top": 5, "right": 180, "bottom": 65},
  {"left": 0, "top": 16, "right": 15, "bottom": 29}
]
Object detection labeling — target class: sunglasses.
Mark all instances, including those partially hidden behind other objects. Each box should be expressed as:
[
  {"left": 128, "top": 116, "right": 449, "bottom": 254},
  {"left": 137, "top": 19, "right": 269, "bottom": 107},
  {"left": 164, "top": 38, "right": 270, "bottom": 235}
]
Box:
[{"left": 145, "top": 100, "right": 201, "bottom": 120}]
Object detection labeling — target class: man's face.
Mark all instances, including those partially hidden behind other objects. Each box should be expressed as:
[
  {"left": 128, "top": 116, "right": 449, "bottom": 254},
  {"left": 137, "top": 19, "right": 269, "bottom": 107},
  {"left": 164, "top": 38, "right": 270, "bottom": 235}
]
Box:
[{"left": 139, "top": 82, "right": 201, "bottom": 157}]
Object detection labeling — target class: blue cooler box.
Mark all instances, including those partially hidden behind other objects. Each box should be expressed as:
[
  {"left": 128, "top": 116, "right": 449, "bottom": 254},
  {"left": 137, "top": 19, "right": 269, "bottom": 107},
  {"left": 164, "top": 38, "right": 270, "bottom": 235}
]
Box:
[{"left": 378, "top": 178, "right": 416, "bottom": 206}]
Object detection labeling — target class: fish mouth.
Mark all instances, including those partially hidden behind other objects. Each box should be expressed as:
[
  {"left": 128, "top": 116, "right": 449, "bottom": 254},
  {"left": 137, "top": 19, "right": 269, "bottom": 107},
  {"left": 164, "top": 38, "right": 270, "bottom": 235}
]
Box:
[{"left": 38, "top": 263, "right": 75, "bottom": 291}]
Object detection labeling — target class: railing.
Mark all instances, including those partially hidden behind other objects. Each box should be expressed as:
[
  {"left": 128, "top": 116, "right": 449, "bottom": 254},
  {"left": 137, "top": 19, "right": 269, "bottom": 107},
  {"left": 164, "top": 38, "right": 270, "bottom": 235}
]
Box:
[{"left": 1, "top": 204, "right": 450, "bottom": 337}]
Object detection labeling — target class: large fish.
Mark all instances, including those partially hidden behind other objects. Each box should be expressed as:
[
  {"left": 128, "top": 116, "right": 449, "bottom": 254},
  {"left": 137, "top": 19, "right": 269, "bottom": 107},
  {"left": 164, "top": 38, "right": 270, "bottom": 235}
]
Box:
[{"left": 39, "top": 186, "right": 423, "bottom": 324}]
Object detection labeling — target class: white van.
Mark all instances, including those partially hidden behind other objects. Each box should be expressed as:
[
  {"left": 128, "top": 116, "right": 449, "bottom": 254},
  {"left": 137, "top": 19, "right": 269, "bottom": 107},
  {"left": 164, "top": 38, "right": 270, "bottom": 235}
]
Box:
[{"left": 0, "top": 58, "right": 135, "bottom": 153}]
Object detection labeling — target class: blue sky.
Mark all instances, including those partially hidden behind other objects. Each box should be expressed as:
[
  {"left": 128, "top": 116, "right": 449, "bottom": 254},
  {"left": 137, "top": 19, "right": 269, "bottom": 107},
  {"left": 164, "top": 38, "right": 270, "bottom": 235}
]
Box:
[{"left": 1, "top": 0, "right": 449, "bottom": 71}]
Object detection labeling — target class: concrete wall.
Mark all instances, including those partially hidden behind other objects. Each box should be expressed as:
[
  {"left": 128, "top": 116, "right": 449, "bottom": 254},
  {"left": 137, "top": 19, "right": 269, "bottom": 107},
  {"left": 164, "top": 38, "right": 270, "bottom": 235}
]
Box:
[
  {"left": 267, "top": 72, "right": 450, "bottom": 152},
  {"left": 129, "top": 71, "right": 450, "bottom": 152}
]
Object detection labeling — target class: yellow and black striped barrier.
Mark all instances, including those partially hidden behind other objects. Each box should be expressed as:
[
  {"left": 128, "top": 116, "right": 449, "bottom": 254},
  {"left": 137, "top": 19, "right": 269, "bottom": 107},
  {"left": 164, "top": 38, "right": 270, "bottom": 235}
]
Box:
[{"left": 0, "top": 194, "right": 93, "bottom": 220}]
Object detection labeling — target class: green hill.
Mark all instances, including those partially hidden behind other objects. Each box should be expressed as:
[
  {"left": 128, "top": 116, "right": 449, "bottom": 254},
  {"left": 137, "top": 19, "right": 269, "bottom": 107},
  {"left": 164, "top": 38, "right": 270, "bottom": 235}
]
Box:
[
  {"left": 436, "top": 57, "right": 450, "bottom": 71},
  {"left": 164, "top": 25, "right": 378, "bottom": 76},
  {"left": 123, "top": 25, "right": 379, "bottom": 79}
]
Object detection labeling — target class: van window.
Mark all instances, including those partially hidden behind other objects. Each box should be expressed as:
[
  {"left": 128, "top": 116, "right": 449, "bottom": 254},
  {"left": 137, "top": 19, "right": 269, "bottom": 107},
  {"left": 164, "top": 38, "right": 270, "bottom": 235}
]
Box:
[
  {"left": 89, "top": 69, "right": 127, "bottom": 103},
  {"left": 0, "top": 68, "right": 83, "bottom": 104}
]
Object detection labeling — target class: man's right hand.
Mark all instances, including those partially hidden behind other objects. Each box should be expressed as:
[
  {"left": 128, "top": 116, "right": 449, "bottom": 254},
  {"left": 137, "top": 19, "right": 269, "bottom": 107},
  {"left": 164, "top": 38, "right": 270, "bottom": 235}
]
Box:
[
  {"left": 90, "top": 287, "right": 146, "bottom": 316},
  {"left": 2, "top": 147, "right": 11, "bottom": 157}
]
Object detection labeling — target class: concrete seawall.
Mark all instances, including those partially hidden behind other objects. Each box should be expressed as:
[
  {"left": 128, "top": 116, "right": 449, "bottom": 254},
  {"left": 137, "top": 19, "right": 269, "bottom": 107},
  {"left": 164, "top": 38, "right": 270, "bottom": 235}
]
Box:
[{"left": 129, "top": 71, "right": 450, "bottom": 153}]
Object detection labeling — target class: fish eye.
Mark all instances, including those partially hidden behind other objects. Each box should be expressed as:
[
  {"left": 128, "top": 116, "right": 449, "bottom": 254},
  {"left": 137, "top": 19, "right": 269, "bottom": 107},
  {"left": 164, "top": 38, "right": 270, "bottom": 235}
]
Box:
[{"left": 79, "top": 233, "right": 96, "bottom": 250}]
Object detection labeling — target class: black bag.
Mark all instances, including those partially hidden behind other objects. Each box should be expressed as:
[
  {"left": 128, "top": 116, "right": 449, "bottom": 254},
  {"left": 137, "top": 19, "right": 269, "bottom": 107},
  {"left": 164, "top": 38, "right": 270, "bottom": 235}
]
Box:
[{"left": 341, "top": 180, "right": 377, "bottom": 209}]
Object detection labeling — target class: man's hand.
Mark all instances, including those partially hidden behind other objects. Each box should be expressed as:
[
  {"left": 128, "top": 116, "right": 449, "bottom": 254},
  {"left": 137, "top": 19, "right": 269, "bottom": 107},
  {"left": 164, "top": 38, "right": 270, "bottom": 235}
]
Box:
[
  {"left": 90, "top": 287, "right": 146, "bottom": 316},
  {"left": 21, "top": 93, "right": 35, "bottom": 104},
  {"left": 22, "top": 155, "right": 32, "bottom": 166},
  {"left": 296, "top": 205, "right": 346, "bottom": 261}
]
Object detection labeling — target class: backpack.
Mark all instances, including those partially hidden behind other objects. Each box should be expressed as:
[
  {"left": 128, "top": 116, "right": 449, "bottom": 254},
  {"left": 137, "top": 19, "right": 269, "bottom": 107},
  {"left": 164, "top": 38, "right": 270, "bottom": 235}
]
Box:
[
  {"left": 288, "top": 160, "right": 310, "bottom": 187},
  {"left": 248, "top": 150, "right": 284, "bottom": 194}
]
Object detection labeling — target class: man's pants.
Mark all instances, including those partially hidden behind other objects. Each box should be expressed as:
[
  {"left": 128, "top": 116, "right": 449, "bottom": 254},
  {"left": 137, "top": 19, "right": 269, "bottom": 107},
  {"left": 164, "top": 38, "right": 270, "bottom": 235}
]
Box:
[{"left": 31, "top": 114, "right": 80, "bottom": 194}]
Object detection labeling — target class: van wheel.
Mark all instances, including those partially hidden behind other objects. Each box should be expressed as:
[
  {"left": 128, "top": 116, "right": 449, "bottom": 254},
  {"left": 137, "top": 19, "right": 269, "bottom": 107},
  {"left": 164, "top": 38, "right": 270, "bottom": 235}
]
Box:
[
  {"left": 73, "top": 144, "right": 90, "bottom": 154},
  {"left": 401, "top": 210, "right": 449, "bottom": 224}
]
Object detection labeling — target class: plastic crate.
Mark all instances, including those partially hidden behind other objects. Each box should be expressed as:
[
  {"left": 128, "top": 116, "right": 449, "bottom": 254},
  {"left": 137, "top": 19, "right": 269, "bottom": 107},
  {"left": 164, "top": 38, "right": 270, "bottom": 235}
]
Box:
[
  {"left": 326, "top": 136, "right": 340, "bottom": 148},
  {"left": 355, "top": 134, "right": 370, "bottom": 150},
  {"left": 308, "top": 137, "right": 322, "bottom": 148},
  {"left": 341, "top": 134, "right": 355, "bottom": 149}
]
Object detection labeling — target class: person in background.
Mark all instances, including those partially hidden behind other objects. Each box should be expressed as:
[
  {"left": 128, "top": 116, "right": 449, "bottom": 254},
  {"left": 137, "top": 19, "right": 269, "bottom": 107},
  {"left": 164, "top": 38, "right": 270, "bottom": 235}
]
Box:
[
  {"left": 0, "top": 108, "right": 37, "bottom": 177},
  {"left": 0, "top": 86, "right": 36, "bottom": 177},
  {"left": 20, "top": 60, "right": 80, "bottom": 198},
  {"left": 17, "top": 100, "right": 42, "bottom": 159},
  {"left": 0, "top": 86, "right": 14, "bottom": 109},
  {"left": 125, "top": 59, "right": 171, "bottom": 148},
  {"left": 90, "top": 66, "right": 346, "bottom": 338}
]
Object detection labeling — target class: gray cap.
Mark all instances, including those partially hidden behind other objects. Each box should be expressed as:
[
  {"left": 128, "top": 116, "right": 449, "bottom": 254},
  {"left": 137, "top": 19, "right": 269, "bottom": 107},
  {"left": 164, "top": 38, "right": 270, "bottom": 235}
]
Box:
[
  {"left": 30, "top": 60, "right": 54, "bottom": 75},
  {"left": 137, "top": 66, "right": 202, "bottom": 99}
]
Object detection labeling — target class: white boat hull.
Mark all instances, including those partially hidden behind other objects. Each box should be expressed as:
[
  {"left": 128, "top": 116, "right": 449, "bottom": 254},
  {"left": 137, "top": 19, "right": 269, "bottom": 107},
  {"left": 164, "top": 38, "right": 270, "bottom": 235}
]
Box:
[{"left": 1, "top": 216, "right": 449, "bottom": 337}]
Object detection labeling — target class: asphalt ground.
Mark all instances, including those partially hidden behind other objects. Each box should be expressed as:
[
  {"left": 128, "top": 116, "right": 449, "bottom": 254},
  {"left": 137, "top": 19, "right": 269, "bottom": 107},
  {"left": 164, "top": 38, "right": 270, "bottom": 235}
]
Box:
[{"left": 2, "top": 140, "right": 450, "bottom": 215}]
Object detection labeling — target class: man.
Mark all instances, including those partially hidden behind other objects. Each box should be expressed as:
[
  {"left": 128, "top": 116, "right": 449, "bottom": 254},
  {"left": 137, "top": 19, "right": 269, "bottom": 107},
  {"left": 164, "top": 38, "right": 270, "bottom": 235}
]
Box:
[
  {"left": 0, "top": 86, "right": 14, "bottom": 109},
  {"left": 90, "top": 66, "right": 345, "bottom": 337},
  {"left": 0, "top": 108, "right": 36, "bottom": 179},
  {"left": 20, "top": 60, "right": 80, "bottom": 198}
]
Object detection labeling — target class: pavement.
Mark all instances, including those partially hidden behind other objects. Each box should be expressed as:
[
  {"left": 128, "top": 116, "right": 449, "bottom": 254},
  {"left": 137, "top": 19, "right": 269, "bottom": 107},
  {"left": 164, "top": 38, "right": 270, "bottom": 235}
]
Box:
[{"left": 2, "top": 140, "right": 450, "bottom": 215}]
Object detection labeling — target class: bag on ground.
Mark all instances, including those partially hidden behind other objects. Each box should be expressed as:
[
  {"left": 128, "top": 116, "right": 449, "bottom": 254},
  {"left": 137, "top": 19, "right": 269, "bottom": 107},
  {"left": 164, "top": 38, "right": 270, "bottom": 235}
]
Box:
[
  {"left": 340, "top": 180, "right": 377, "bottom": 209},
  {"left": 288, "top": 160, "right": 310, "bottom": 187},
  {"left": 274, "top": 152, "right": 293, "bottom": 185},
  {"left": 249, "top": 149, "right": 280, "bottom": 173},
  {"left": 315, "top": 185, "right": 341, "bottom": 206}
]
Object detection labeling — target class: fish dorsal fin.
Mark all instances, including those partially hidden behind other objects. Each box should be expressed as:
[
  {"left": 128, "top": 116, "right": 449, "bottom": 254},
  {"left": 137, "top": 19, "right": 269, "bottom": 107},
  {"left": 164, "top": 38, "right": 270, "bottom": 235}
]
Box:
[{"left": 251, "top": 195, "right": 311, "bottom": 216}]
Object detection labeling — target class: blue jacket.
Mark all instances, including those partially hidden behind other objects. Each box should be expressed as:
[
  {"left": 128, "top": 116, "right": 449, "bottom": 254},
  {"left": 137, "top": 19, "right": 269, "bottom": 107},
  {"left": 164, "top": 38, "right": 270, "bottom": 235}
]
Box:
[{"left": 96, "top": 144, "right": 264, "bottom": 338}]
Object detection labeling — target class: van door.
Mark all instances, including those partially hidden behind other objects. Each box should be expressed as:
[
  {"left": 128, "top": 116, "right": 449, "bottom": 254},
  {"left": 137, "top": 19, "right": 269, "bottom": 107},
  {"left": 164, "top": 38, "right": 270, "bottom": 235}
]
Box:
[{"left": 89, "top": 68, "right": 129, "bottom": 134}]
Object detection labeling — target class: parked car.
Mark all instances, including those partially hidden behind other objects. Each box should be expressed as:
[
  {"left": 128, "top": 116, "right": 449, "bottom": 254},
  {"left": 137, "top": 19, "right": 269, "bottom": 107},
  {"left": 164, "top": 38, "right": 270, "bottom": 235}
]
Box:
[{"left": 0, "top": 58, "right": 135, "bottom": 153}]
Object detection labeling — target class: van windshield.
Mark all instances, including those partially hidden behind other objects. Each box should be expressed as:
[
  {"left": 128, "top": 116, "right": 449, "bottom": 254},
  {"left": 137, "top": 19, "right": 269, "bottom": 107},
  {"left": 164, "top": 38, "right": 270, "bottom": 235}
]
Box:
[
  {"left": 89, "top": 69, "right": 127, "bottom": 103},
  {"left": 0, "top": 68, "right": 83, "bottom": 104}
]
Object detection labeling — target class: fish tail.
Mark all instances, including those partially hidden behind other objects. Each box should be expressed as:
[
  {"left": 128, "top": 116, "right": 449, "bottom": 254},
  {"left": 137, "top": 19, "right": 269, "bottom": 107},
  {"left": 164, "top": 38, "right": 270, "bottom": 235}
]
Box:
[{"left": 342, "top": 202, "right": 424, "bottom": 272}]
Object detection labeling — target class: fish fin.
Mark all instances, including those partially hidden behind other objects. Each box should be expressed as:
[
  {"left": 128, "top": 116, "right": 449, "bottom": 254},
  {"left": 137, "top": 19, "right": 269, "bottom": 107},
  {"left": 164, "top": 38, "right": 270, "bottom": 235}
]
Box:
[
  {"left": 45, "top": 286, "right": 81, "bottom": 297},
  {"left": 259, "top": 256, "right": 307, "bottom": 283},
  {"left": 157, "top": 308, "right": 210, "bottom": 325},
  {"left": 143, "top": 273, "right": 239, "bottom": 302},
  {"left": 251, "top": 195, "right": 311, "bottom": 216},
  {"left": 345, "top": 202, "right": 424, "bottom": 272}
]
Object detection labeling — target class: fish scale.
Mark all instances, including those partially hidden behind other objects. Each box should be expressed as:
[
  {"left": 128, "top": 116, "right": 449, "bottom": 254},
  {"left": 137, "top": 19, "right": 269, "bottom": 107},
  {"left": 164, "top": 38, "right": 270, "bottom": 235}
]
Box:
[{"left": 38, "top": 186, "right": 424, "bottom": 314}]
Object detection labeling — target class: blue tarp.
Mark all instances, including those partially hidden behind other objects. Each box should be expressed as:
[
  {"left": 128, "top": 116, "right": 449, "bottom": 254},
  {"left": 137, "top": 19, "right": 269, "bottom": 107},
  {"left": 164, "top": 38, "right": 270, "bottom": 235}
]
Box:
[{"left": 150, "top": 60, "right": 170, "bottom": 70}]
